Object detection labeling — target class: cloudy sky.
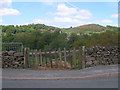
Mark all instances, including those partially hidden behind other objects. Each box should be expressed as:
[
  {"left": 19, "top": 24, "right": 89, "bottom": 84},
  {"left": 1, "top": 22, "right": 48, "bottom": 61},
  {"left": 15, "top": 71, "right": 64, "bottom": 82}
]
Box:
[{"left": 0, "top": 0, "right": 118, "bottom": 28}]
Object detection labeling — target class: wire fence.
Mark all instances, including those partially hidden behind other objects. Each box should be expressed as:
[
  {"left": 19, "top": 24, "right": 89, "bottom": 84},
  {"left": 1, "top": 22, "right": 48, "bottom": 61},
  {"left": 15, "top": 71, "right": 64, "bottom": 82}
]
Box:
[{"left": 1, "top": 42, "right": 23, "bottom": 52}]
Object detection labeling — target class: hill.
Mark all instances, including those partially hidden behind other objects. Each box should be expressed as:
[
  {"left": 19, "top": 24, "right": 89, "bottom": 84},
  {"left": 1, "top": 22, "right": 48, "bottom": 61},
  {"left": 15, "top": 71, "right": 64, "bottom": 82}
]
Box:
[
  {"left": 2, "top": 23, "right": 119, "bottom": 50},
  {"left": 62, "top": 24, "right": 107, "bottom": 34}
]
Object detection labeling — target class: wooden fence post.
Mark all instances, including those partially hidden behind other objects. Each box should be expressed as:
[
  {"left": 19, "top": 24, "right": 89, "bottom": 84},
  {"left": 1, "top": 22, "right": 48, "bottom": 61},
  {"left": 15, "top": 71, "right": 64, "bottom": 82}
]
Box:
[
  {"left": 55, "top": 50, "right": 58, "bottom": 68},
  {"left": 73, "top": 47, "right": 76, "bottom": 67},
  {"left": 27, "top": 49, "right": 31, "bottom": 68},
  {"left": 27, "top": 48, "right": 30, "bottom": 68},
  {"left": 35, "top": 49, "right": 38, "bottom": 66},
  {"left": 64, "top": 48, "right": 67, "bottom": 68},
  {"left": 31, "top": 50, "right": 34, "bottom": 67},
  {"left": 44, "top": 50, "right": 47, "bottom": 67},
  {"left": 38, "top": 50, "right": 40, "bottom": 66},
  {"left": 24, "top": 48, "right": 26, "bottom": 68},
  {"left": 39, "top": 49, "right": 42, "bottom": 66},
  {"left": 49, "top": 50, "right": 52, "bottom": 68},
  {"left": 24, "top": 48, "right": 29, "bottom": 68},
  {"left": 69, "top": 49, "right": 72, "bottom": 68},
  {"left": 58, "top": 48, "right": 62, "bottom": 68},
  {"left": 81, "top": 46, "right": 86, "bottom": 69},
  {"left": 83, "top": 46, "right": 86, "bottom": 68},
  {"left": 78, "top": 47, "right": 82, "bottom": 69}
]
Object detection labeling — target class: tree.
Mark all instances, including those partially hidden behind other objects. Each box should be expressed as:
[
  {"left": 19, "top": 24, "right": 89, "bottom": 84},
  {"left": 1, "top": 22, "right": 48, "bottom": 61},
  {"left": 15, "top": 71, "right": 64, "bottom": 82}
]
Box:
[{"left": 67, "top": 33, "right": 79, "bottom": 48}]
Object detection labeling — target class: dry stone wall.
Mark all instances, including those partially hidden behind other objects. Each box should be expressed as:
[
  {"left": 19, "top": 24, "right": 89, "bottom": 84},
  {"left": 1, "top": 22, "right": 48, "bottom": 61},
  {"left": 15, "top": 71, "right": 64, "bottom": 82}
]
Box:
[
  {"left": 1, "top": 46, "right": 119, "bottom": 69},
  {"left": 85, "top": 46, "right": 119, "bottom": 67},
  {"left": 2, "top": 51, "right": 24, "bottom": 68}
]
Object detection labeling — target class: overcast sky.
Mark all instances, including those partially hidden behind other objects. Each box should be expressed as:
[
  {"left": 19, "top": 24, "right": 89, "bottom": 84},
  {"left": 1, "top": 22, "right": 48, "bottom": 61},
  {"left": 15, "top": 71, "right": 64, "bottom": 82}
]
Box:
[{"left": 0, "top": 0, "right": 118, "bottom": 28}]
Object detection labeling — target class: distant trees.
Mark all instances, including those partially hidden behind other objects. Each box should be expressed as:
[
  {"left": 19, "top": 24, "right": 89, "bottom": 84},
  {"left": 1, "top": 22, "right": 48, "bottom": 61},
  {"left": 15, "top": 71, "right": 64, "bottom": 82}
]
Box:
[
  {"left": 2, "top": 24, "right": 119, "bottom": 50},
  {"left": 67, "top": 33, "right": 79, "bottom": 48},
  {"left": 72, "top": 30, "right": 119, "bottom": 48}
]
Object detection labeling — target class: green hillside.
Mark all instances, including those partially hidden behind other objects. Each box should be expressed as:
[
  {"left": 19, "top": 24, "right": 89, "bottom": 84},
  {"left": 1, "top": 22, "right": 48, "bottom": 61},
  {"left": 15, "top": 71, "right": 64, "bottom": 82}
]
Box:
[
  {"left": 1, "top": 23, "right": 119, "bottom": 50},
  {"left": 62, "top": 24, "right": 107, "bottom": 34}
]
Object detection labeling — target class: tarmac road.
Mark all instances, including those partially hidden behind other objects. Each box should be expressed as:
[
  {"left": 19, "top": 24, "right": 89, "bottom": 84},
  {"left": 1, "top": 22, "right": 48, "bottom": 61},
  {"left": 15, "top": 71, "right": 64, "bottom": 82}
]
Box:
[
  {"left": 2, "top": 77, "right": 118, "bottom": 88},
  {"left": 2, "top": 64, "right": 119, "bottom": 88}
]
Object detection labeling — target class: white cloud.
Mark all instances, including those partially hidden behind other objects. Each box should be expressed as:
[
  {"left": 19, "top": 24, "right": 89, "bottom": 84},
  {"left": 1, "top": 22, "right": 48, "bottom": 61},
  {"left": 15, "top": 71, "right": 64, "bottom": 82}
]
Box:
[
  {"left": 100, "top": 19, "right": 112, "bottom": 23},
  {"left": 33, "top": 19, "right": 52, "bottom": 24},
  {"left": 94, "top": 19, "right": 112, "bottom": 23},
  {"left": 107, "top": 24, "right": 118, "bottom": 27},
  {"left": 75, "top": 9, "right": 92, "bottom": 19},
  {"left": 32, "top": 17, "right": 89, "bottom": 28},
  {"left": 0, "top": 0, "right": 12, "bottom": 8},
  {"left": 54, "top": 17, "right": 80, "bottom": 23},
  {"left": 55, "top": 4, "right": 77, "bottom": 16},
  {"left": 0, "top": 8, "right": 21, "bottom": 16},
  {"left": 0, "top": 19, "right": 3, "bottom": 23},
  {"left": 53, "top": 17, "right": 93, "bottom": 27},
  {"left": 0, "top": 0, "right": 21, "bottom": 16},
  {"left": 47, "top": 3, "right": 94, "bottom": 27},
  {"left": 111, "top": 14, "right": 118, "bottom": 18},
  {"left": 41, "top": 2, "right": 56, "bottom": 6},
  {"left": 51, "top": 4, "right": 93, "bottom": 20}
]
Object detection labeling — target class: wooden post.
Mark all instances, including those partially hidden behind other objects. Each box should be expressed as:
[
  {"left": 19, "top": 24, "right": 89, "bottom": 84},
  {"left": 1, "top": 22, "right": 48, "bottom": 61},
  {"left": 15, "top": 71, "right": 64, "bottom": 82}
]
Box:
[
  {"left": 58, "top": 48, "right": 62, "bottom": 68},
  {"left": 83, "top": 46, "right": 86, "bottom": 68},
  {"left": 69, "top": 49, "right": 72, "bottom": 68},
  {"left": 31, "top": 50, "right": 34, "bottom": 67},
  {"left": 73, "top": 47, "right": 76, "bottom": 67},
  {"left": 38, "top": 50, "right": 40, "bottom": 65},
  {"left": 49, "top": 50, "right": 52, "bottom": 68},
  {"left": 44, "top": 50, "right": 47, "bottom": 67},
  {"left": 27, "top": 48, "right": 29, "bottom": 68},
  {"left": 79, "top": 47, "right": 82, "bottom": 69},
  {"left": 64, "top": 48, "right": 67, "bottom": 68},
  {"left": 24, "top": 48, "right": 29, "bottom": 68},
  {"left": 81, "top": 46, "right": 86, "bottom": 69},
  {"left": 24, "top": 48, "right": 26, "bottom": 68},
  {"left": 42, "top": 51, "right": 45, "bottom": 67},
  {"left": 28, "top": 48, "right": 31, "bottom": 68},
  {"left": 34, "top": 49, "right": 38, "bottom": 66},
  {"left": 39, "top": 49, "right": 42, "bottom": 66},
  {"left": 55, "top": 50, "right": 58, "bottom": 68}
]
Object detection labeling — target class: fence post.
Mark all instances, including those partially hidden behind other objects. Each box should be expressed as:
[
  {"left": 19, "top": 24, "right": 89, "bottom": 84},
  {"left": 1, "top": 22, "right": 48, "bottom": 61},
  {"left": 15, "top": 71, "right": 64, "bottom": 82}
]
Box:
[
  {"left": 73, "top": 47, "right": 76, "bottom": 67},
  {"left": 44, "top": 50, "right": 47, "bottom": 67},
  {"left": 69, "top": 49, "right": 72, "bottom": 68},
  {"left": 31, "top": 50, "right": 34, "bottom": 67},
  {"left": 49, "top": 50, "right": 52, "bottom": 68},
  {"left": 38, "top": 50, "right": 40, "bottom": 65},
  {"left": 34, "top": 49, "right": 38, "bottom": 66},
  {"left": 81, "top": 46, "right": 86, "bottom": 69},
  {"left": 55, "top": 50, "right": 58, "bottom": 68},
  {"left": 28, "top": 49, "right": 31, "bottom": 68},
  {"left": 58, "top": 48, "right": 62, "bottom": 68},
  {"left": 27, "top": 48, "right": 30, "bottom": 68},
  {"left": 24, "top": 48, "right": 29, "bottom": 68},
  {"left": 39, "top": 49, "right": 42, "bottom": 66},
  {"left": 79, "top": 47, "right": 82, "bottom": 69},
  {"left": 64, "top": 48, "right": 67, "bottom": 68},
  {"left": 24, "top": 48, "right": 26, "bottom": 68}
]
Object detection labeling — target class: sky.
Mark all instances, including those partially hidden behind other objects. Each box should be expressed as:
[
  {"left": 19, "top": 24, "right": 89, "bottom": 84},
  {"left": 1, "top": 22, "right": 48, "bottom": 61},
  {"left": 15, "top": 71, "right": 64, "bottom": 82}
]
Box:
[{"left": 0, "top": 0, "right": 119, "bottom": 28}]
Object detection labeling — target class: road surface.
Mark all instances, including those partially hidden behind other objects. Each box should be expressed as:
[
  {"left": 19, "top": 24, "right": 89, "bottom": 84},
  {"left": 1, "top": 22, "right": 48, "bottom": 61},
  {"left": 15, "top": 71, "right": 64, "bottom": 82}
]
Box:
[{"left": 2, "top": 64, "right": 119, "bottom": 88}]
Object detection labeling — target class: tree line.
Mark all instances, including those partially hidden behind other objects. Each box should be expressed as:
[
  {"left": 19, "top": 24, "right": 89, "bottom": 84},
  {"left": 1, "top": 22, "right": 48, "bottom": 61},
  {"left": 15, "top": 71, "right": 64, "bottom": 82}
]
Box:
[{"left": 1, "top": 24, "right": 119, "bottom": 50}]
